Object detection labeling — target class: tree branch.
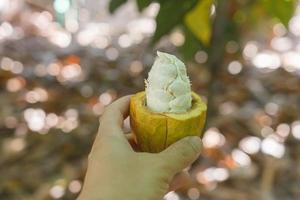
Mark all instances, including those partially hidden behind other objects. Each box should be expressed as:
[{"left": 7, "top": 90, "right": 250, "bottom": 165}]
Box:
[{"left": 205, "top": 0, "right": 231, "bottom": 128}]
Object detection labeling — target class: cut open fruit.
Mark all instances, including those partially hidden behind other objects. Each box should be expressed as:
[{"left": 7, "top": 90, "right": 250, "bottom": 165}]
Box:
[{"left": 130, "top": 91, "right": 207, "bottom": 153}]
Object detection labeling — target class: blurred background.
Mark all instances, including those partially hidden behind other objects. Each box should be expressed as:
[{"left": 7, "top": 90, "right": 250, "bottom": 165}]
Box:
[{"left": 0, "top": 0, "right": 300, "bottom": 199}]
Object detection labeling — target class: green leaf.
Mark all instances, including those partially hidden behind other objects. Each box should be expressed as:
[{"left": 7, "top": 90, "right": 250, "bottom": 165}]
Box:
[
  {"left": 151, "top": 0, "right": 198, "bottom": 45},
  {"left": 262, "top": 0, "right": 295, "bottom": 27},
  {"left": 109, "top": 0, "right": 128, "bottom": 13},
  {"left": 180, "top": 25, "right": 204, "bottom": 61},
  {"left": 136, "top": 0, "right": 152, "bottom": 12},
  {"left": 184, "top": 0, "right": 213, "bottom": 46}
]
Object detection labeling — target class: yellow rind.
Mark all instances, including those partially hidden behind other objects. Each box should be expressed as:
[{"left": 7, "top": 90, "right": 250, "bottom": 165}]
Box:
[{"left": 130, "top": 91, "right": 207, "bottom": 153}]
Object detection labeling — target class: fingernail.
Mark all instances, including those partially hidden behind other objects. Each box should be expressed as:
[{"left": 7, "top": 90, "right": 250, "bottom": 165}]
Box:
[{"left": 186, "top": 136, "right": 202, "bottom": 153}]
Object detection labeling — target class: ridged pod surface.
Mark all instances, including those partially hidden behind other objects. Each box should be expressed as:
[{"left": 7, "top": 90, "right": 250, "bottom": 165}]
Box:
[{"left": 130, "top": 91, "right": 207, "bottom": 153}]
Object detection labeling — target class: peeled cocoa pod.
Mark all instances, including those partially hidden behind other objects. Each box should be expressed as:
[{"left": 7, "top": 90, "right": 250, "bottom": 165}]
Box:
[{"left": 130, "top": 91, "right": 207, "bottom": 153}]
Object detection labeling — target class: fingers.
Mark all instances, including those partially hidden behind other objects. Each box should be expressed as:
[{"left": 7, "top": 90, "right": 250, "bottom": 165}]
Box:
[
  {"left": 125, "top": 133, "right": 140, "bottom": 152},
  {"left": 168, "top": 171, "right": 192, "bottom": 192},
  {"left": 89, "top": 95, "right": 133, "bottom": 158},
  {"left": 98, "top": 95, "right": 131, "bottom": 140},
  {"left": 159, "top": 136, "right": 202, "bottom": 175}
]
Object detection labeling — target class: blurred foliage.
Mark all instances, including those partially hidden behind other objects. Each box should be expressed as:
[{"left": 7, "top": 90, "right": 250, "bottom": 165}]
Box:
[
  {"left": 180, "top": 26, "right": 205, "bottom": 60},
  {"left": 151, "top": 0, "right": 198, "bottom": 45},
  {"left": 185, "top": 0, "right": 213, "bottom": 46},
  {"left": 136, "top": 0, "right": 152, "bottom": 11},
  {"left": 109, "top": 0, "right": 128, "bottom": 13},
  {"left": 1, "top": 0, "right": 300, "bottom": 199},
  {"left": 110, "top": 0, "right": 297, "bottom": 58},
  {"left": 262, "top": 0, "right": 295, "bottom": 26}
]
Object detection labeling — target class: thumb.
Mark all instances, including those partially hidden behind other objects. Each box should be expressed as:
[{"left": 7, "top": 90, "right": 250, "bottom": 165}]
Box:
[{"left": 159, "top": 136, "right": 202, "bottom": 175}]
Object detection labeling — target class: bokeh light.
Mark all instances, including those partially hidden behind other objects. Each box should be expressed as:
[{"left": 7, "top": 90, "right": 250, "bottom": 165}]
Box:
[
  {"left": 243, "top": 41, "right": 258, "bottom": 59},
  {"left": 170, "top": 30, "right": 185, "bottom": 47},
  {"left": 252, "top": 51, "right": 281, "bottom": 69},
  {"left": 202, "top": 128, "right": 226, "bottom": 148},
  {"left": 194, "top": 51, "right": 208, "bottom": 64},
  {"left": 24, "top": 108, "right": 46, "bottom": 132},
  {"left": 53, "top": 0, "right": 70, "bottom": 14},
  {"left": 6, "top": 77, "right": 25, "bottom": 92},
  {"left": 239, "top": 136, "right": 261, "bottom": 155},
  {"left": 291, "top": 121, "right": 300, "bottom": 139},
  {"left": 68, "top": 180, "right": 82, "bottom": 193},
  {"left": 197, "top": 167, "right": 229, "bottom": 183},
  {"left": 261, "top": 136, "right": 285, "bottom": 158},
  {"left": 49, "top": 185, "right": 65, "bottom": 199},
  {"left": 1, "top": 1, "right": 300, "bottom": 200},
  {"left": 231, "top": 149, "right": 251, "bottom": 166},
  {"left": 228, "top": 61, "right": 242, "bottom": 75},
  {"left": 187, "top": 188, "right": 200, "bottom": 200},
  {"left": 164, "top": 191, "right": 180, "bottom": 200}
]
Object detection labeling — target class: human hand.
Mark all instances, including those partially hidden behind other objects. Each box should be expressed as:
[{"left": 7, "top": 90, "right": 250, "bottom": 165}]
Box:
[{"left": 77, "top": 95, "right": 202, "bottom": 200}]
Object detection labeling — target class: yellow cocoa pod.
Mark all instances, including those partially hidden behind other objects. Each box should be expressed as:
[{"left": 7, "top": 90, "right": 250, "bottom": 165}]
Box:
[{"left": 130, "top": 91, "right": 207, "bottom": 153}]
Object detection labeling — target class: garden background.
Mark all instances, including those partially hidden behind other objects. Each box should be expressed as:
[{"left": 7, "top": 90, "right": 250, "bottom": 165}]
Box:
[{"left": 0, "top": 0, "right": 300, "bottom": 199}]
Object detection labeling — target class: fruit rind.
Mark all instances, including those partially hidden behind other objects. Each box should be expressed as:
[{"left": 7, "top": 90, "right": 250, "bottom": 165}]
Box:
[{"left": 130, "top": 91, "right": 207, "bottom": 153}]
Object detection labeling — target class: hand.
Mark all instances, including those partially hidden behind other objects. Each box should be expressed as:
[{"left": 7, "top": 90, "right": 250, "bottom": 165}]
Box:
[{"left": 77, "top": 95, "right": 202, "bottom": 200}]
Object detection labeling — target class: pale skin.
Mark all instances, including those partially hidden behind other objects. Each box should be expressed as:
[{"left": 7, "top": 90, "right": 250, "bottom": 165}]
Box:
[{"left": 77, "top": 95, "right": 202, "bottom": 200}]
